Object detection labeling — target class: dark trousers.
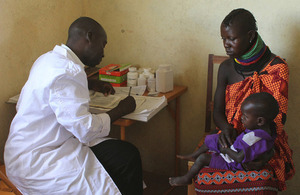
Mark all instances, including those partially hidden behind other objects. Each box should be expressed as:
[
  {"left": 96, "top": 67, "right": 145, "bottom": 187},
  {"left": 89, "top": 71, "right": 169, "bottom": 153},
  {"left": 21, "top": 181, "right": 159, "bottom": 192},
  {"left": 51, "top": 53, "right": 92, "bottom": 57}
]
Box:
[{"left": 91, "top": 139, "right": 143, "bottom": 195}]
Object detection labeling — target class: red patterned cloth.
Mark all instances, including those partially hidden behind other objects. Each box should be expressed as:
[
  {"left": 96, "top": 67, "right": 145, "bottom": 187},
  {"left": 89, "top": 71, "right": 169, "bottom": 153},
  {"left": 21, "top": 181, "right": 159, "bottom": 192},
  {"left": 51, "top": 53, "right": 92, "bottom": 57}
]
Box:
[
  {"left": 194, "top": 167, "right": 278, "bottom": 194},
  {"left": 194, "top": 57, "right": 294, "bottom": 193}
]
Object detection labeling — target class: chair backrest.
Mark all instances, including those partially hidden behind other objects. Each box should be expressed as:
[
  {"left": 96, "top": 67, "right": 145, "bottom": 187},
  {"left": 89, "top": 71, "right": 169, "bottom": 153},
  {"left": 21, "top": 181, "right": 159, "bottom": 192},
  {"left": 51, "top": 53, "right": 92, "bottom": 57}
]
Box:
[{"left": 205, "top": 54, "right": 229, "bottom": 132}]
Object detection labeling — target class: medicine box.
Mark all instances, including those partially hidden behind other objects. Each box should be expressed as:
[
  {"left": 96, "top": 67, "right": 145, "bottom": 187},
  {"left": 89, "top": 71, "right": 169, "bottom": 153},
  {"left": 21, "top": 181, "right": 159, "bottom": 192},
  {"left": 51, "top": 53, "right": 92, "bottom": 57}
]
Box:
[
  {"left": 111, "top": 81, "right": 127, "bottom": 87},
  {"left": 99, "top": 63, "right": 131, "bottom": 77},
  {"left": 99, "top": 73, "right": 127, "bottom": 83}
]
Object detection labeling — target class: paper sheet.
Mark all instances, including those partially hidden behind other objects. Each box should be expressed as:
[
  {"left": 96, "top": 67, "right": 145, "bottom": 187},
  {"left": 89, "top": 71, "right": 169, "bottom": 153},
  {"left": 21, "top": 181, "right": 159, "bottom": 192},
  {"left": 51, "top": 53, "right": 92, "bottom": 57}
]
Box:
[{"left": 114, "top": 85, "right": 147, "bottom": 96}]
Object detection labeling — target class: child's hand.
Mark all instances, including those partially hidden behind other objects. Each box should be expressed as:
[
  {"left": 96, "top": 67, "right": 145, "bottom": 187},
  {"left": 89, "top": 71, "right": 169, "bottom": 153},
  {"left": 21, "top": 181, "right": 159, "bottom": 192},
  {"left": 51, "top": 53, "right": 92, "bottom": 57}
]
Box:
[{"left": 219, "top": 146, "right": 229, "bottom": 154}]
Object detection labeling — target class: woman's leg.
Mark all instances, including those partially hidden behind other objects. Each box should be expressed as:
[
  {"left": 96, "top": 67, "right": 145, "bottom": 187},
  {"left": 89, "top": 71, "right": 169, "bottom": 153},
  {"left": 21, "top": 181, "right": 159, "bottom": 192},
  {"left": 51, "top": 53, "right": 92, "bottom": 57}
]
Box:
[
  {"left": 91, "top": 139, "right": 143, "bottom": 195},
  {"left": 169, "top": 153, "right": 211, "bottom": 186}
]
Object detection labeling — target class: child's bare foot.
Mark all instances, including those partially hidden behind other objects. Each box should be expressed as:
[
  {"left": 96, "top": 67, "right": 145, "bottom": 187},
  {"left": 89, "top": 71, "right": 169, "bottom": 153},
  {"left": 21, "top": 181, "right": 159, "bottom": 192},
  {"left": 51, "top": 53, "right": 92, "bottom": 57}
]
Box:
[
  {"left": 169, "top": 176, "right": 192, "bottom": 186},
  {"left": 176, "top": 154, "right": 196, "bottom": 161}
]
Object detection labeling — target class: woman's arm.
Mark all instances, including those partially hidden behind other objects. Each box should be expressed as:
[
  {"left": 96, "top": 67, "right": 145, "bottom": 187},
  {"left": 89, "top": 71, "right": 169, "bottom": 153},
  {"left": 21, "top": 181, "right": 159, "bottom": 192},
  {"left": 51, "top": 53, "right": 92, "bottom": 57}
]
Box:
[
  {"left": 242, "top": 149, "right": 274, "bottom": 171},
  {"left": 213, "top": 62, "right": 237, "bottom": 148}
]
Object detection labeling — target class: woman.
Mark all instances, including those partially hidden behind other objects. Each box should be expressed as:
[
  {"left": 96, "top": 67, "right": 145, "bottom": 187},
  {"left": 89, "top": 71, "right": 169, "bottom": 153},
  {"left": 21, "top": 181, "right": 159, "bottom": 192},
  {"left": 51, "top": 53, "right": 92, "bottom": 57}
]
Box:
[{"left": 213, "top": 8, "right": 294, "bottom": 191}]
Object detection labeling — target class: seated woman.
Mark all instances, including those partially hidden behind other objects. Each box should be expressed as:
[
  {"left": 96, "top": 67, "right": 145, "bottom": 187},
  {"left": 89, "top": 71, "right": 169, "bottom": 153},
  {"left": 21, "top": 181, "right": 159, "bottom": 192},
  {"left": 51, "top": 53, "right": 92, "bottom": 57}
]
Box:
[{"left": 205, "top": 8, "right": 294, "bottom": 191}]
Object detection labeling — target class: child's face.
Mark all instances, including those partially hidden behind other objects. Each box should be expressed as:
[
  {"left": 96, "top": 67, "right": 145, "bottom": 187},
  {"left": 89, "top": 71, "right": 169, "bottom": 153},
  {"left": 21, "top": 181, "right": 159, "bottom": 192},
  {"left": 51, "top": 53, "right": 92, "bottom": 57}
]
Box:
[{"left": 241, "top": 102, "right": 259, "bottom": 130}]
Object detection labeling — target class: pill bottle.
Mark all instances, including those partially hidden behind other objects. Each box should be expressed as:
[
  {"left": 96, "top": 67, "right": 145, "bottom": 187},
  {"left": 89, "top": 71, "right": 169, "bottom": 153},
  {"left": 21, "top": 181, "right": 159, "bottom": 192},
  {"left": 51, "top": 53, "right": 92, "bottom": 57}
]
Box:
[
  {"left": 143, "top": 68, "right": 152, "bottom": 80},
  {"left": 127, "top": 67, "right": 138, "bottom": 87},
  {"left": 147, "top": 74, "right": 156, "bottom": 92},
  {"left": 156, "top": 64, "right": 173, "bottom": 93},
  {"left": 137, "top": 73, "right": 146, "bottom": 86}
]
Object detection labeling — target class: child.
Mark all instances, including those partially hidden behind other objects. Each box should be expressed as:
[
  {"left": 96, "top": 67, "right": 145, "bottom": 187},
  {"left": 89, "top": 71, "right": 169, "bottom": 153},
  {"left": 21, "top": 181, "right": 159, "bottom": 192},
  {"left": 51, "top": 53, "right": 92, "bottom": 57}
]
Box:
[{"left": 169, "top": 92, "right": 279, "bottom": 186}]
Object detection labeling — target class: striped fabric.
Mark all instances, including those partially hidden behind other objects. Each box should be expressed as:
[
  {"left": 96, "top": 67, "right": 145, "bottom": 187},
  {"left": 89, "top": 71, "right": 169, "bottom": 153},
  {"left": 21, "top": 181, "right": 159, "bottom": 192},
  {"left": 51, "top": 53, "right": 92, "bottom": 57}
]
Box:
[{"left": 194, "top": 167, "right": 278, "bottom": 194}]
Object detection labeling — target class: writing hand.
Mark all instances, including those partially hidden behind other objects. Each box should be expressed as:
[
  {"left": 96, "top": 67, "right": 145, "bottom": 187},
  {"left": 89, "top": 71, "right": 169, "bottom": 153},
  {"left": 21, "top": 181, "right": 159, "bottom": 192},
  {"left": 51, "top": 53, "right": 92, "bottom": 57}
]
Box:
[
  {"left": 107, "top": 96, "right": 136, "bottom": 122},
  {"left": 117, "top": 96, "right": 136, "bottom": 115}
]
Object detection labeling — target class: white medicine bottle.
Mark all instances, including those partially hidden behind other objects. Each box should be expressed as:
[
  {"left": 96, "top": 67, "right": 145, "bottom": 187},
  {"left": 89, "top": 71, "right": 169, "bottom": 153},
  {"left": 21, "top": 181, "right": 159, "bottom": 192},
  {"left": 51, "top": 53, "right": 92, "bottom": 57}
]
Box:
[
  {"left": 143, "top": 68, "right": 152, "bottom": 80},
  {"left": 137, "top": 74, "right": 146, "bottom": 86},
  {"left": 156, "top": 64, "right": 173, "bottom": 93},
  {"left": 147, "top": 74, "right": 156, "bottom": 92},
  {"left": 127, "top": 67, "right": 138, "bottom": 87}
]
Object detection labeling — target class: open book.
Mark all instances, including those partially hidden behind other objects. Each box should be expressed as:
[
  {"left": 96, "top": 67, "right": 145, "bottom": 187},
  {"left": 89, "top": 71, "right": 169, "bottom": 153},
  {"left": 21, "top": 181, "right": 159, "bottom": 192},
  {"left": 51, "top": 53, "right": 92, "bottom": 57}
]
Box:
[
  {"left": 89, "top": 86, "right": 167, "bottom": 122},
  {"left": 89, "top": 92, "right": 146, "bottom": 110}
]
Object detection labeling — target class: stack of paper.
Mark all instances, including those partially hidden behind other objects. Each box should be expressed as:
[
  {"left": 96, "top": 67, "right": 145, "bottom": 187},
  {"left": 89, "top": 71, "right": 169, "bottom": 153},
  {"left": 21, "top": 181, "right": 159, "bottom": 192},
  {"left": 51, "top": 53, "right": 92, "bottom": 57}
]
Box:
[
  {"left": 89, "top": 87, "right": 168, "bottom": 122},
  {"left": 122, "top": 95, "right": 167, "bottom": 122}
]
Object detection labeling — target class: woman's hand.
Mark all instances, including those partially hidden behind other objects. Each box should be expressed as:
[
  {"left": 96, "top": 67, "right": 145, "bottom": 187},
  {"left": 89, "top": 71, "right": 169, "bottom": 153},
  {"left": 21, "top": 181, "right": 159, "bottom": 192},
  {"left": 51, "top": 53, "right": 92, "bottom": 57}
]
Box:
[
  {"left": 218, "top": 126, "right": 237, "bottom": 148},
  {"left": 242, "top": 149, "right": 274, "bottom": 171}
]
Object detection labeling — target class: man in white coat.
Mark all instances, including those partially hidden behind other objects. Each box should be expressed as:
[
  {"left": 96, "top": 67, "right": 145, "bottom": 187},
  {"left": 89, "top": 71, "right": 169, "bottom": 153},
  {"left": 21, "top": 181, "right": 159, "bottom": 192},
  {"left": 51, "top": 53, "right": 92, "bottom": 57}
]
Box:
[{"left": 4, "top": 17, "right": 143, "bottom": 195}]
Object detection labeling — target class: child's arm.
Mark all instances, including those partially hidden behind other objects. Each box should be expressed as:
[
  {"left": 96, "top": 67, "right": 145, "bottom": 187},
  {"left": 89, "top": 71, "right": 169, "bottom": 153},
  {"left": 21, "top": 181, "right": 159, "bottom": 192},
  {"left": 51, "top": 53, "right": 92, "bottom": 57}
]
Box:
[{"left": 220, "top": 147, "right": 245, "bottom": 163}]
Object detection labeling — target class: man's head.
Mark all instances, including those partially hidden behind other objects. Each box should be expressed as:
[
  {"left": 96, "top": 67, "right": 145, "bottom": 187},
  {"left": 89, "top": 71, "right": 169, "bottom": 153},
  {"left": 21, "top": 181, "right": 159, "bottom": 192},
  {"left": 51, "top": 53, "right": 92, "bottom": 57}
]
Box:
[
  {"left": 66, "top": 17, "right": 107, "bottom": 67},
  {"left": 241, "top": 92, "right": 279, "bottom": 130},
  {"left": 220, "top": 8, "right": 257, "bottom": 58}
]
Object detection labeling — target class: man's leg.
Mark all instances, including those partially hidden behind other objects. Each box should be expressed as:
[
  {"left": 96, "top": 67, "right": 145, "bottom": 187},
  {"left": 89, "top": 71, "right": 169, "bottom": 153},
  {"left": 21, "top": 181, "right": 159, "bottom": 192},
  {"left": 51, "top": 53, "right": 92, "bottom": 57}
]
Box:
[{"left": 91, "top": 139, "right": 143, "bottom": 195}]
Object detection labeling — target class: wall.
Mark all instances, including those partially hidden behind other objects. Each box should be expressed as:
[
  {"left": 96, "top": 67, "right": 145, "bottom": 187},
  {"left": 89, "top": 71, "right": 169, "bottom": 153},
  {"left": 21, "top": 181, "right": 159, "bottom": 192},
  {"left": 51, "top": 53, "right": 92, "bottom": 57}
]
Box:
[
  {"left": 0, "top": 0, "right": 84, "bottom": 161},
  {"left": 87, "top": 1, "right": 299, "bottom": 194},
  {"left": 0, "top": 0, "right": 299, "bottom": 194}
]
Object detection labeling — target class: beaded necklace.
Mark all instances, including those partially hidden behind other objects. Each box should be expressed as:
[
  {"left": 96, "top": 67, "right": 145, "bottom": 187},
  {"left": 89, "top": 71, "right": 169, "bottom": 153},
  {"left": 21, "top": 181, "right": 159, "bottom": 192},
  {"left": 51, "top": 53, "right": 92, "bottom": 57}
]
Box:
[{"left": 234, "top": 33, "right": 271, "bottom": 78}]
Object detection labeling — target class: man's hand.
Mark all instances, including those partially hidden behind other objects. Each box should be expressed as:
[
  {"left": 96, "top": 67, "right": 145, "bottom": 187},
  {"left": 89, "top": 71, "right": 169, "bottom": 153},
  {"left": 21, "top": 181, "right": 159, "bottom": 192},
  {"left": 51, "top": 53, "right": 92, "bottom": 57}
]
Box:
[
  {"left": 88, "top": 79, "right": 115, "bottom": 96},
  {"left": 218, "top": 126, "right": 237, "bottom": 148},
  {"left": 107, "top": 96, "right": 136, "bottom": 122},
  {"left": 117, "top": 96, "right": 136, "bottom": 116},
  {"left": 242, "top": 149, "right": 274, "bottom": 171}
]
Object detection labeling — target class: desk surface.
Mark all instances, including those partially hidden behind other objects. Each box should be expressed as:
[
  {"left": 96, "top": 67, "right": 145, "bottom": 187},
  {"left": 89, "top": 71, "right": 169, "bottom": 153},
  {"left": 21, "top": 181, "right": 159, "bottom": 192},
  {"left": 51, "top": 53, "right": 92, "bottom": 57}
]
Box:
[{"left": 113, "top": 85, "right": 187, "bottom": 126}]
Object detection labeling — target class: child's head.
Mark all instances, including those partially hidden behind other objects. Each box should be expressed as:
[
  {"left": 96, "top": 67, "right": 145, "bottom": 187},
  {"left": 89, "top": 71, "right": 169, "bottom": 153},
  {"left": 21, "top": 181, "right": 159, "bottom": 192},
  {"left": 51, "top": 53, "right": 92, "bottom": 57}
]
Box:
[{"left": 241, "top": 92, "right": 279, "bottom": 130}]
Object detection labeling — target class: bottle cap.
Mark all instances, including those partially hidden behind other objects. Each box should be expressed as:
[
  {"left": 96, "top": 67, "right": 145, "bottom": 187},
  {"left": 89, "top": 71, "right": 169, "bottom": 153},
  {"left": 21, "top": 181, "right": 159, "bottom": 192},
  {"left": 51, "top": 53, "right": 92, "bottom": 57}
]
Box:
[{"left": 129, "top": 67, "right": 137, "bottom": 72}]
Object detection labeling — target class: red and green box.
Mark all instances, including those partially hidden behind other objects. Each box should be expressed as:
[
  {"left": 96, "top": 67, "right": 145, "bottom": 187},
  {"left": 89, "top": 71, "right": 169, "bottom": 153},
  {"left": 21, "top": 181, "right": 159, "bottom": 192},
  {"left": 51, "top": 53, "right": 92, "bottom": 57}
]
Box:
[{"left": 99, "top": 63, "right": 131, "bottom": 87}]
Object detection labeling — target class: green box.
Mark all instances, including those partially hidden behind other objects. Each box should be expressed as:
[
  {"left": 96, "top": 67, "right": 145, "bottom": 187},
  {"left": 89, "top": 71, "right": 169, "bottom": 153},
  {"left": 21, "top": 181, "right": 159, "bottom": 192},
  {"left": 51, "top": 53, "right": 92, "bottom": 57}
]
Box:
[{"left": 99, "top": 74, "right": 127, "bottom": 84}]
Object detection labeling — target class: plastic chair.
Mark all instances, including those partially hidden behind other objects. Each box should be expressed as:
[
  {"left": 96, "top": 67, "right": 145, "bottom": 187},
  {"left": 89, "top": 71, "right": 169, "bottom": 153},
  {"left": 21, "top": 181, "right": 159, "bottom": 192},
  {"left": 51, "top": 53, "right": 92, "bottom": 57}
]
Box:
[{"left": 187, "top": 54, "right": 278, "bottom": 195}]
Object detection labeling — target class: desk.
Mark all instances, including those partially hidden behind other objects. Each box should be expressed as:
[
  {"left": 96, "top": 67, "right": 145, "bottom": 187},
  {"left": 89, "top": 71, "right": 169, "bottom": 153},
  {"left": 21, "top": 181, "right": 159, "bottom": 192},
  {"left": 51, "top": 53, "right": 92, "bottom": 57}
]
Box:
[
  {"left": 86, "top": 67, "right": 187, "bottom": 175},
  {"left": 113, "top": 85, "right": 187, "bottom": 176}
]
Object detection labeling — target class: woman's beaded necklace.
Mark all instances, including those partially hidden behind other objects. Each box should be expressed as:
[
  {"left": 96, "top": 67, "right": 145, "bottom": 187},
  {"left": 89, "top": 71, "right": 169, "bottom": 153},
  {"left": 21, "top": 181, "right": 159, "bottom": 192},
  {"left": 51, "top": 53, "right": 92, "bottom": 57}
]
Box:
[{"left": 234, "top": 33, "right": 271, "bottom": 79}]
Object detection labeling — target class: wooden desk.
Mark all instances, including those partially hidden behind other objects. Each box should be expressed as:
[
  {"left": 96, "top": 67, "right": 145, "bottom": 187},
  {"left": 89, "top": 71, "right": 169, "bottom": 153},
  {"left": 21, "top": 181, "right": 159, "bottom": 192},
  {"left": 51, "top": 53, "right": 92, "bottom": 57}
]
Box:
[
  {"left": 86, "top": 67, "right": 188, "bottom": 175},
  {"left": 113, "top": 85, "right": 187, "bottom": 176}
]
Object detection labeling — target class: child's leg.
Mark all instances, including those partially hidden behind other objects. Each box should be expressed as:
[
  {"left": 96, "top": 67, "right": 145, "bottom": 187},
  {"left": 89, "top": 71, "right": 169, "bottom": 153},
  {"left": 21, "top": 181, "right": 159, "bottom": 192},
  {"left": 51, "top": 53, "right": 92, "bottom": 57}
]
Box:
[
  {"left": 177, "top": 144, "right": 208, "bottom": 161},
  {"left": 169, "top": 153, "right": 211, "bottom": 186}
]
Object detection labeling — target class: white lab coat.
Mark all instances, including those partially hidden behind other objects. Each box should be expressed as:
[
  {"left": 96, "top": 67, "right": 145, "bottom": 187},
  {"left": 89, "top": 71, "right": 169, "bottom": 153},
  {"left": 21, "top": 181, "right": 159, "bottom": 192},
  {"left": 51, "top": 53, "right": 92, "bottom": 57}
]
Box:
[{"left": 4, "top": 45, "right": 121, "bottom": 195}]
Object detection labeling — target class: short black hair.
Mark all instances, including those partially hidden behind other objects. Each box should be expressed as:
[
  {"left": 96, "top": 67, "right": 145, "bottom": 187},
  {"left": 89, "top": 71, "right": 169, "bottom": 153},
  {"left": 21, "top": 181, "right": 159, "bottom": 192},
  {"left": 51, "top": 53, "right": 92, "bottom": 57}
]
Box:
[
  {"left": 68, "top": 17, "right": 103, "bottom": 40},
  {"left": 243, "top": 92, "right": 279, "bottom": 121},
  {"left": 222, "top": 8, "right": 257, "bottom": 32}
]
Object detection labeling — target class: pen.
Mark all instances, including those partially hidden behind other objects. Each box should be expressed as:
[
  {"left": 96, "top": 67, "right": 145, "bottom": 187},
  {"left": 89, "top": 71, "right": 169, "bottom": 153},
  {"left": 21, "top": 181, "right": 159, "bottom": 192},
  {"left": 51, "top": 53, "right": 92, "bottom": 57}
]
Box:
[{"left": 128, "top": 86, "right": 132, "bottom": 96}]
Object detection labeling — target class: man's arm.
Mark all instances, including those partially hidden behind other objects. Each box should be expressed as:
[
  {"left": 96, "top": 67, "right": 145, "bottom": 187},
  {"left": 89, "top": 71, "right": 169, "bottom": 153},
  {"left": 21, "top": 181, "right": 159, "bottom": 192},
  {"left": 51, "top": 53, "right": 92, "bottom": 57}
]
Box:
[{"left": 220, "top": 147, "right": 245, "bottom": 163}]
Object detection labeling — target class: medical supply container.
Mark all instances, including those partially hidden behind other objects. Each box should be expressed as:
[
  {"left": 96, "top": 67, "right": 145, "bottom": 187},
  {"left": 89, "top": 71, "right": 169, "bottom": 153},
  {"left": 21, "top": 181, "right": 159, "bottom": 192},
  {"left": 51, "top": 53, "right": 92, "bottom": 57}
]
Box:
[
  {"left": 156, "top": 64, "right": 173, "bottom": 93},
  {"left": 127, "top": 67, "right": 138, "bottom": 87}
]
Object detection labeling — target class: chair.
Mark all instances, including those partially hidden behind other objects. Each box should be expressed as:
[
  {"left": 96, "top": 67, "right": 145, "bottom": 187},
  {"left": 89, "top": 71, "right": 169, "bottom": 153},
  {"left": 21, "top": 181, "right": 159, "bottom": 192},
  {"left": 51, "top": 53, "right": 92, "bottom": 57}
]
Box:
[
  {"left": 187, "top": 54, "right": 278, "bottom": 195},
  {"left": 0, "top": 164, "right": 22, "bottom": 195}
]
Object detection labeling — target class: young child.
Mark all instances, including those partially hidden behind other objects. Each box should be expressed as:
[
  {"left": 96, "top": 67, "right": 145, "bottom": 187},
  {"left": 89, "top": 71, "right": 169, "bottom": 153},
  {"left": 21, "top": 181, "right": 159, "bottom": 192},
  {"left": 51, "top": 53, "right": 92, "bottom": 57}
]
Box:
[{"left": 169, "top": 92, "right": 279, "bottom": 186}]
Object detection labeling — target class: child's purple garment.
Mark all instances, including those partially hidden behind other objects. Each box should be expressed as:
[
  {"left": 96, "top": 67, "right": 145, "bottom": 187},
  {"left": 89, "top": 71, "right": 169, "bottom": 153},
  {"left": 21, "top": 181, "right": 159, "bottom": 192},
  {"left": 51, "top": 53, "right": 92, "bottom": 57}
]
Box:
[{"left": 204, "top": 129, "right": 275, "bottom": 170}]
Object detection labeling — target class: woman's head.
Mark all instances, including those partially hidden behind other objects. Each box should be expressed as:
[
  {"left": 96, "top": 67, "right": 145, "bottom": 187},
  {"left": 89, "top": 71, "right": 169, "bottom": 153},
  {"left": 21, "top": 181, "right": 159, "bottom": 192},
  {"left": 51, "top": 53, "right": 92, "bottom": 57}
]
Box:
[
  {"left": 220, "top": 8, "right": 257, "bottom": 58},
  {"left": 241, "top": 92, "right": 279, "bottom": 130}
]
